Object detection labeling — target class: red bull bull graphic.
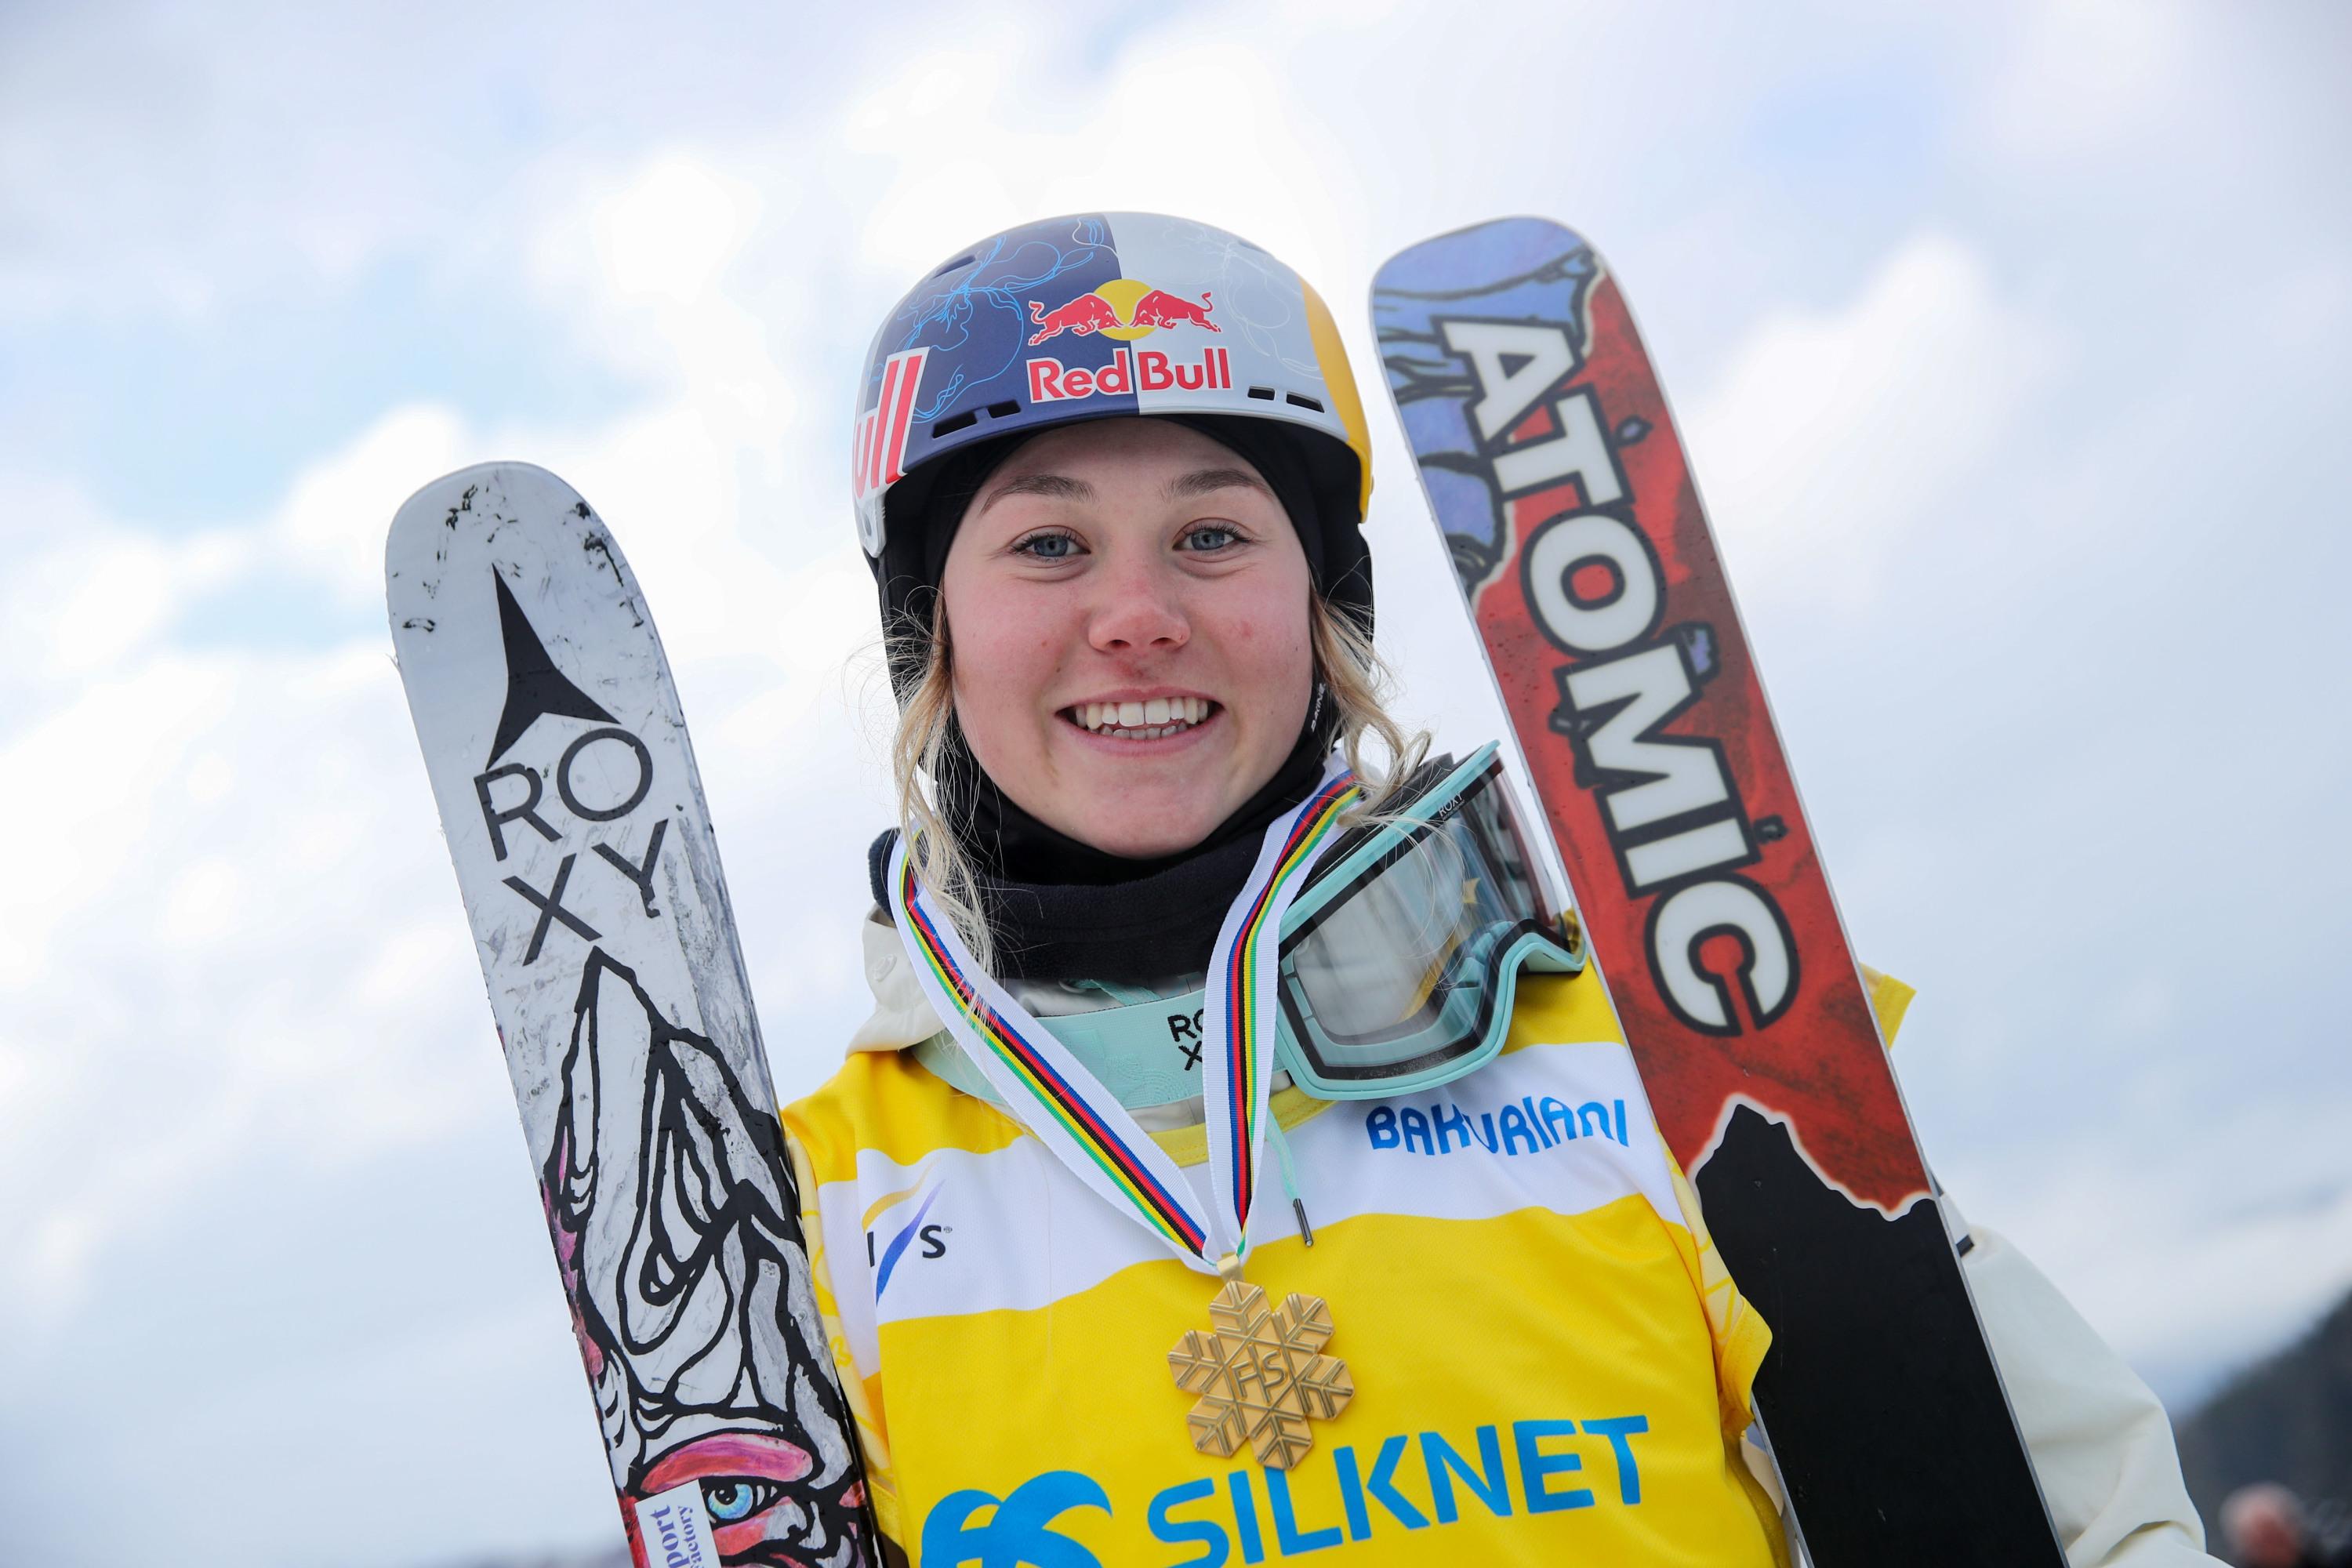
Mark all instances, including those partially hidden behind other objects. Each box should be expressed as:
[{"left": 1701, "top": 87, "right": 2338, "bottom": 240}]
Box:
[
  {"left": 853, "top": 347, "right": 928, "bottom": 505},
  {"left": 1029, "top": 345, "right": 1234, "bottom": 404},
  {"left": 1127, "top": 288, "right": 1219, "bottom": 333},
  {"left": 1026, "top": 292, "right": 1126, "bottom": 345},
  {"left": 1026, "top": 278, "right": 1221, "bottom": 345}
]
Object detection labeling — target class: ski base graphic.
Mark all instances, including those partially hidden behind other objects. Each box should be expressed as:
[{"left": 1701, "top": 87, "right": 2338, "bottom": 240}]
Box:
[
  {"left": 1373, "top": 221, "right": 2062, "bottom": 1563},
  {"left": 387, "top": 464, "right": 871, "bottom": 1567}
]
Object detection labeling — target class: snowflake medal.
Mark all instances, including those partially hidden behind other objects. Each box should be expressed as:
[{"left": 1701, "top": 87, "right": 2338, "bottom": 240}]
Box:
[{"left": 1170, "top": 1260, "right": 1353, "bottom": 1471}]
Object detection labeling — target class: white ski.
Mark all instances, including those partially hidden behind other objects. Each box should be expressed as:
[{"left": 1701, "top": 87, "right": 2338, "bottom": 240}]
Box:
[{"left": 387, "top": 463, "right": 871, "bottom": 1568}]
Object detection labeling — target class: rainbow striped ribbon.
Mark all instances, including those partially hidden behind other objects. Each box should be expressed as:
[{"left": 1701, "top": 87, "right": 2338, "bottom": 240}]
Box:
[
  {"left": 1199, "top": 764, "right": 1359, "bottom": 1261},
  {"left": 887, "top": 757, "right": 1359, "bottom": 1272}
]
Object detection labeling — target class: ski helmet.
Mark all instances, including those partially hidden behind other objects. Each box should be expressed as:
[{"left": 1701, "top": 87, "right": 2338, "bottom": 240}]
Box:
[{"left": 851, "top": 212, "right": 1375, "bottom": 666}]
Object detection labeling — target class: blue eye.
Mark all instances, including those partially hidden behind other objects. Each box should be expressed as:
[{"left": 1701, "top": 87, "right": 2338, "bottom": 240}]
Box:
[
  {"left": 1182, "top": 524, "right": 1240, "bottom": 551},
  {"left": 701, "top": 1477, "right": 784, "bottom": 1523},
  {"left": 1014, "top": 532, "right": 1080, "bottom": 561}
]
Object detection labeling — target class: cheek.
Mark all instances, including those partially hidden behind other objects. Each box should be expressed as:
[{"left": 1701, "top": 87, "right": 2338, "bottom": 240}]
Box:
[
  {"left": 1203, "top": 587, "right": 1314, "bottom": 713},
  {"left": 945, "top": 596, "right": 1076, "bottom": 758},
  {"left": 955, "top": 619, "right": 1052, "bottom": 700}
]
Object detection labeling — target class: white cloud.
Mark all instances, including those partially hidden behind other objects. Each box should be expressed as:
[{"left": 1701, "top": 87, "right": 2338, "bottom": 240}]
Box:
[
  {"left": 270, "top": 404, "right": 470, "bottom": 605},
  {"left": 0, "top": 640, "right": 487, "bottom": 1303},
  {"left": 0, "top": 473, "right": 242, "bottom": 702},
  {"left": 1685, "top": 234, "right": 2063, "bottom": 608},
  {"left": 1975, "top": 0, "right": 2194, "bottom": 165},
  {"left": 593, "top": 154, "right": 764, "bottom": 304}
]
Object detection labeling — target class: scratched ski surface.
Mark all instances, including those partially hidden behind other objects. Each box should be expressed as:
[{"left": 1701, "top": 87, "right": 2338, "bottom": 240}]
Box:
[
  {"left": 1371, "top": 221, "right": 2062, "bottom": 1563},
  {"left": 387, "top": 464, "right": 872, "bottom": 1568}
]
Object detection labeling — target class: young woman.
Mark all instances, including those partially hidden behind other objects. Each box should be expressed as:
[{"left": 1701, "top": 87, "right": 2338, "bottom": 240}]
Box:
[{"left": 782, "top": 212, "right": 2216, "bottom": 1566}]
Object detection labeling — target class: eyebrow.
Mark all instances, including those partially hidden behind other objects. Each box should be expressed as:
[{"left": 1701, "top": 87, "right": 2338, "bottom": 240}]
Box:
[
  {"left": 976, "top": 466, "right": 1269, "bottom": 517},
  {"left": 978, "top": 472, "right": 1094, "bottom": 515},
  {"left": 1164, "top": 466, "right": 1271, "bottom": 503}
]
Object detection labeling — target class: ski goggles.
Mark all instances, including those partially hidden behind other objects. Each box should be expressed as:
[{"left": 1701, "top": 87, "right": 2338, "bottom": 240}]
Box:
[
  {"left": 1272, "top": 742, "right": 1583, "bottom": 1098},
  {"left": 1026, "top": 742, "right": 1584, "bottom": 1103}
]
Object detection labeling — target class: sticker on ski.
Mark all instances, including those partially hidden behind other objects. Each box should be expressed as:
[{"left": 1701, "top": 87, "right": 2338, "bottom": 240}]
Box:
[{"left": 387, "top": 465, "right": 871, "bottom": 1568}]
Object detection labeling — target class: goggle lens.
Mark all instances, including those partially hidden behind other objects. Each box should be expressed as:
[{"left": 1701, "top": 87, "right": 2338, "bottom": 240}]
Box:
[{"left": 1278, "top": 754, "right": 1577, "bottom": 1093}]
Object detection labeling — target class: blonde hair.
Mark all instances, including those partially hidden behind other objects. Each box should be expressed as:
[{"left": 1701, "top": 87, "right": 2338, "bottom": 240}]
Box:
[{"left": 887, "top": 592, "right": 1428, "bottom": 975}]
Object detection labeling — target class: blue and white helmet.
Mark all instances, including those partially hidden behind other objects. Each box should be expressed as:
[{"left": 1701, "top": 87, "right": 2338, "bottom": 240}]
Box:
[{"left": 851, "top": 212, "right": 1375, "bottom": 651}]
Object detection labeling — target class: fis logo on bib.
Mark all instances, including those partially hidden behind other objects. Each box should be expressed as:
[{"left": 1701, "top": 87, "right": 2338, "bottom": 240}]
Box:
[{"left": 863, "top": 1177, "right": 950, "bottom": 1298}]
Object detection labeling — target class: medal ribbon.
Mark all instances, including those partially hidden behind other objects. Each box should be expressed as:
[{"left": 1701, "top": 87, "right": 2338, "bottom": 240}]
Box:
[
  {"left": 1200, "top": 763, "right": 1359, "bottom": 1262},
  {"left": 887, "top": 758, "right": 1359, "bottom": 1272}
]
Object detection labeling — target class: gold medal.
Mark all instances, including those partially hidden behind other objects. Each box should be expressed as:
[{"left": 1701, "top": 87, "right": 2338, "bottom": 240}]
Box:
[{"left": 1169, "top": 1267, "right": 1352, "bottom": 1470}]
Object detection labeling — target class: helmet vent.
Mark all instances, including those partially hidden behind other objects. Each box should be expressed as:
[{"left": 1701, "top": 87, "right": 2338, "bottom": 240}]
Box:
[
  {"left": 1247, "top": 386, "right": 1276, "bottom": 401},
  {"left": 931, "top": 410, "right": 979, "bottom": 437},
  {"left": 1285, "top": 393, "right": 1326, "bottom": 412},
  {"left": 930, "top": 253, "right": 977, "bottom": 278},
  {"left": 986, "top": 400, "right": 1021, "bottom": 419}
]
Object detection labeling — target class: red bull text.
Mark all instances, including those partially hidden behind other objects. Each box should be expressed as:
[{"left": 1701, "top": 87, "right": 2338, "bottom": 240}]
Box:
[{"left": 1029, "top": 346, "right": 1234, "bottom": 403}]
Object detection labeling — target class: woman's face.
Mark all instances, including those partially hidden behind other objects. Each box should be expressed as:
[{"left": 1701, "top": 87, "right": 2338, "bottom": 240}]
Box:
[{"left": 938, "top": 417, "right": 1315, "bottom": 860}]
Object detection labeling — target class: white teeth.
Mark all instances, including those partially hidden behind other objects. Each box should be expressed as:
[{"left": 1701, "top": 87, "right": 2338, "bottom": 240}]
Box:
[{"left": 1068, "top": 698, "right": 1215, "bottom": 737}]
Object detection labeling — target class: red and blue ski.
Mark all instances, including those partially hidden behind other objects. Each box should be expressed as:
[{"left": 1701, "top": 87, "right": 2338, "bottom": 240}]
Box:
[{"left": 1373, "top": 218, "right": 2063, "bottom": 1563}]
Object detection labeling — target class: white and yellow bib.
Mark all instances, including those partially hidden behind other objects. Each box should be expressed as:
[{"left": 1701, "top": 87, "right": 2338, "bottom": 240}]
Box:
[{"left": 786, "top": 969, "right": 1789, "bottom": 1566}]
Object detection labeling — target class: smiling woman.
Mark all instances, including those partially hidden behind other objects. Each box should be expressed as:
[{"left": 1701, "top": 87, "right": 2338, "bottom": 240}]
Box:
[{"left": 759, "top": 212, "right": 1810, "bottom": 1568}]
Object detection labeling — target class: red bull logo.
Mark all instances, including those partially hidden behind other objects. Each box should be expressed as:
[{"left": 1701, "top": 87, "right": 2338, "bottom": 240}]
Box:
[
  {"left": 1029, "top": 345, "right": 1233, "bottom": 404},
  {"left": 1026, "top": 278, "right": 1221, "bottom": 346}
]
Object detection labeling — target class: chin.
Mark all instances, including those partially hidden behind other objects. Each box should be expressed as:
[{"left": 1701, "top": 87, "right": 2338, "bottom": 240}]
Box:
[
  {"left": 1059, "top": 787, "right": 1229, "bottom": 859},
  {"left": 1082, "top": 817, "right": 1221, "bottom": 860}
]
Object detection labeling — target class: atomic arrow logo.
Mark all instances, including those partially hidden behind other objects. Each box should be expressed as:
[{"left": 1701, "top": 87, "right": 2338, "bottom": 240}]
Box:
[{"left": 487, "top": 571, "right": 614, "bottom": 767}]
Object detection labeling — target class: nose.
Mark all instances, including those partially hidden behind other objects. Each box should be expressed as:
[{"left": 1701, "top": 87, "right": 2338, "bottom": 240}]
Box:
[{"left": 1087, "top": 554, "right": 1190, "bottom": 655}]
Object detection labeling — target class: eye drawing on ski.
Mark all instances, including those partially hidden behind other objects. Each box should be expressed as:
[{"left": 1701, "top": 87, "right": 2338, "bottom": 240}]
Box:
[{"left": 391, "top": 212, "right": 2220, "bottom": 1567}]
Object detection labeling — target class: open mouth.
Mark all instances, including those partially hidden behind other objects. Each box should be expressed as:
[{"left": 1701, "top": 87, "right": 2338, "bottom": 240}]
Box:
[{"left": 1064, "top": 695, "right": 1217, "bottom": 741}]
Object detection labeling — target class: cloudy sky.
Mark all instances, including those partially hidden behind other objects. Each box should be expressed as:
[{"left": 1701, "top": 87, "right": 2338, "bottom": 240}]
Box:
[{"left": 2, "top": 2, "right": 2347, "bottom": 1563}]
